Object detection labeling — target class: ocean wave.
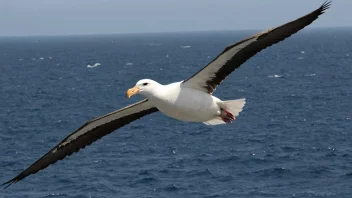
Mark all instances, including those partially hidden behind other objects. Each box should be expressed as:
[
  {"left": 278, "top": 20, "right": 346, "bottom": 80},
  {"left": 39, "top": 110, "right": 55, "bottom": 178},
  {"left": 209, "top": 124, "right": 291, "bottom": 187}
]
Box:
[
  {"left": 211, "top": 155, "right": 240, "bottom": 163},
  {"left": 158, "top": 184, "right": 186, "bottom": 192},
  {"left": 267, "top": 74, "right": 283, "bottom": 78},
  {"left": 251, "top": 167, "right": 292, "bottom": 177},
  {"left": 87, "top": 63, "right": 101, "bottom": 68},
  {"left": 186, "top": 168, "right": 214, "bottom": 177},
  {"left": 132, "top": 176, "right": 159, "bottom": 185},
  {"left": 40, "top": 193, "right": 69, "bottom": 198},
  {"left": 180, "top": 45, "right": 191, "bottom": 49}
]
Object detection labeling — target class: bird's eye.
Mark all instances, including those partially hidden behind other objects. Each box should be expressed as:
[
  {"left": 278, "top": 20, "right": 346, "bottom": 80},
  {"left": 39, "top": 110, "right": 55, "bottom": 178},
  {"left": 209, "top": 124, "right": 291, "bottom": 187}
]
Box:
[{"left": 143, "top": 83, "right": 149, "bottom": 86}]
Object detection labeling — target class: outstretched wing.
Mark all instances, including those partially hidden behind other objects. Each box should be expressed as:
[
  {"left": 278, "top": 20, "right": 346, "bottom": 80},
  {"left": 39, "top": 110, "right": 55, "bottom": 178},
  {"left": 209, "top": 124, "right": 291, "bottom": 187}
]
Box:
[
  {"left": 182, "top": 1, "right": 331, "bottom": 94},
  {"left": 2, "top": 99, "right": 158, "bottom": 188}
]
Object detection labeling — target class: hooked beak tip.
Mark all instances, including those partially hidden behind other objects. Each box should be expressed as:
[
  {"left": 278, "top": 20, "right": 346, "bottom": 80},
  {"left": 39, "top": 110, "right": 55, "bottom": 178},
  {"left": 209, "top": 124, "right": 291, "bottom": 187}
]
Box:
[{"left": 126, "top": 86, "right": 140, "bottom": 98}]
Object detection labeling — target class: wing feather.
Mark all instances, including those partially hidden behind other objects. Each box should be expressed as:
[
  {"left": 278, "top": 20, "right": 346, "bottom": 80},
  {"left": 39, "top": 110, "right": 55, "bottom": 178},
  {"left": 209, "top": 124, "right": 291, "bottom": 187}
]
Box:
[
  {"left": 183, "top": 1, "right": 331, "bottom": 94},
  {"left": 2, "top": 99, "right": 158, "bottom": 188}
]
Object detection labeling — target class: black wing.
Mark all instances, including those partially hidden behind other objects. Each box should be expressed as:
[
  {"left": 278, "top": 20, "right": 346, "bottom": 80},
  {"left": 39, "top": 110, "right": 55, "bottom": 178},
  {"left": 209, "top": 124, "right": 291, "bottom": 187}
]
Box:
[
  {"left": 183, "top": 1, "right": 331, "bottom": 94},
  {"left": 2, "top": 99, "right": 158, "bottom": 188}
]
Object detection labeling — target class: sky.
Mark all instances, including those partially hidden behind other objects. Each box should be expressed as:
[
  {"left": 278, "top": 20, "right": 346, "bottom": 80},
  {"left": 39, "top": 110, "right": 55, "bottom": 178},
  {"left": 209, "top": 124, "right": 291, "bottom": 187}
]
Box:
[{"left": 0, "top": 0, "right": 350, "bottom": 37}]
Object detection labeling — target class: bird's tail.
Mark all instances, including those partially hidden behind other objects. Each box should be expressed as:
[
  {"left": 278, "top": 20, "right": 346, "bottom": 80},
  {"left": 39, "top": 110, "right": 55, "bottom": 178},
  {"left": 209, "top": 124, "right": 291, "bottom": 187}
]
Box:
[
  {"left": 223, "top": 98, "right": 246, "bottom": 117},
  {"left": 203, "top": 98, "right": 246, "bottom": 125}
]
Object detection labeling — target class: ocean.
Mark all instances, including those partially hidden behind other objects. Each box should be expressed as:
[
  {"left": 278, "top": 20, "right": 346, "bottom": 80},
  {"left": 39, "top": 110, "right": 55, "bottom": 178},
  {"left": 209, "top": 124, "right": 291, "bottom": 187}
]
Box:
[{"left": 0, "top": 28, "right": 351, "bottom": 198}]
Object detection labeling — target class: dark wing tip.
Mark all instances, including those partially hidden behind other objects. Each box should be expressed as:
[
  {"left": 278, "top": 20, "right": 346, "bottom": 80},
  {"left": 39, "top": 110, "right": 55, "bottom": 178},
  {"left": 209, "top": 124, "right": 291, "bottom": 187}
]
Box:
[
  {"left": 321, "top": 1, "right": 332, "bottom": 13},
  {"left": 2, "top": 178, "right": 18, "bottom": 189}
]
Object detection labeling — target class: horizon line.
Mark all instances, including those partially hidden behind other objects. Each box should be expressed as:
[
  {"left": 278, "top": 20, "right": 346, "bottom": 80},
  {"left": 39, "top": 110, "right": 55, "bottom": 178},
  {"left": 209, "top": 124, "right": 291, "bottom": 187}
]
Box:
[{"left": 0, "top": 26, "right": 351, "bottom": 38}]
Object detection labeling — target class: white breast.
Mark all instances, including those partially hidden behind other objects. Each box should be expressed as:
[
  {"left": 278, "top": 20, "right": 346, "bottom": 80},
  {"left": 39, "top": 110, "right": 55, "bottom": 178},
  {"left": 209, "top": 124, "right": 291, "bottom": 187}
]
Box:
[{"left": 148, "top": 82, "right": 222, "bottom": 122}]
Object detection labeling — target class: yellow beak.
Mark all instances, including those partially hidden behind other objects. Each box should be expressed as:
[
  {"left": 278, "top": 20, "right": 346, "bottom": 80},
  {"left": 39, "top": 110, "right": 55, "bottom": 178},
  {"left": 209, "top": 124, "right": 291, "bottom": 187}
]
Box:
[{"left": 126, "top": 86, "right": 140, "bottom": 98}]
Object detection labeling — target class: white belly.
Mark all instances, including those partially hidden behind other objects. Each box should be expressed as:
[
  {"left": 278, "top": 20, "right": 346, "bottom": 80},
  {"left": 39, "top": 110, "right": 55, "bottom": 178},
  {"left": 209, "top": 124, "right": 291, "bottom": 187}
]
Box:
[{"left": 149, "top": 82, "right": 222, "bottom": 122}]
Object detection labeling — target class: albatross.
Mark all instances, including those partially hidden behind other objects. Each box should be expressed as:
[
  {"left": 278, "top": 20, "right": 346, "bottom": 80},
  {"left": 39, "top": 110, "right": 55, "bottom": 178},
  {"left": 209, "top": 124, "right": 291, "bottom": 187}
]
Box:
[{"left": 2, "top": 1, "right": 331, "bottom": 188}]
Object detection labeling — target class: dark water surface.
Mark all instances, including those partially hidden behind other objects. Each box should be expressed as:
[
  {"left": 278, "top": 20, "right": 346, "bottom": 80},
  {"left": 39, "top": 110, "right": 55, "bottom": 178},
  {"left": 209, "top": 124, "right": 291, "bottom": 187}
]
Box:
[{"left": 1, "top": 28, "right": 352, "bottom": 198}]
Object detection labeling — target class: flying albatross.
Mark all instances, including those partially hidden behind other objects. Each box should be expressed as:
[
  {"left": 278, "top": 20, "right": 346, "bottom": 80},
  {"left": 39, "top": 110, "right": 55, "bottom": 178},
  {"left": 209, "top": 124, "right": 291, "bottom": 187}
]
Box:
[{"left": 2, "top": 1, "right": 331, "bottom": 188}]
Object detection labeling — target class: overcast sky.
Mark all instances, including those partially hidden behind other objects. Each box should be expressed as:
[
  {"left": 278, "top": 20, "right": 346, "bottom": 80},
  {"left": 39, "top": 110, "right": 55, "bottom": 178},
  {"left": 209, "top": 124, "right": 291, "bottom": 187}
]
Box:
[{"left": 0, "top": 0, "right": 349, "bottom": 36}]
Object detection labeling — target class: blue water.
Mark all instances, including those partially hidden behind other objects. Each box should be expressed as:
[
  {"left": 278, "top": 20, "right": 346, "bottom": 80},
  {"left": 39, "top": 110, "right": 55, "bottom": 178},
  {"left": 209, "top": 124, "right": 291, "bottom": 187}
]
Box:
[{"left": 1, "top": 28, "right": 352, "bottom": 198}]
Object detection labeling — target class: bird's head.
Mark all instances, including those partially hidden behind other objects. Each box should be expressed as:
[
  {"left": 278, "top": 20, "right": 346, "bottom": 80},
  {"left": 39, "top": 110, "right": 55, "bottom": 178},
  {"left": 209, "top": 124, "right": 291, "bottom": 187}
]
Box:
[{"left": 126, "top": 79, "right": 160, "bottom": 98}]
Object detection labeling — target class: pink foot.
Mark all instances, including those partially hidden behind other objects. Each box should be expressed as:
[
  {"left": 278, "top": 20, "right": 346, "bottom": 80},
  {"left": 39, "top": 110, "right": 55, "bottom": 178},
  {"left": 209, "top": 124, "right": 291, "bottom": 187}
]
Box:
[{"left": 220, "top": 109, "right": 235, "bottom": 124}]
